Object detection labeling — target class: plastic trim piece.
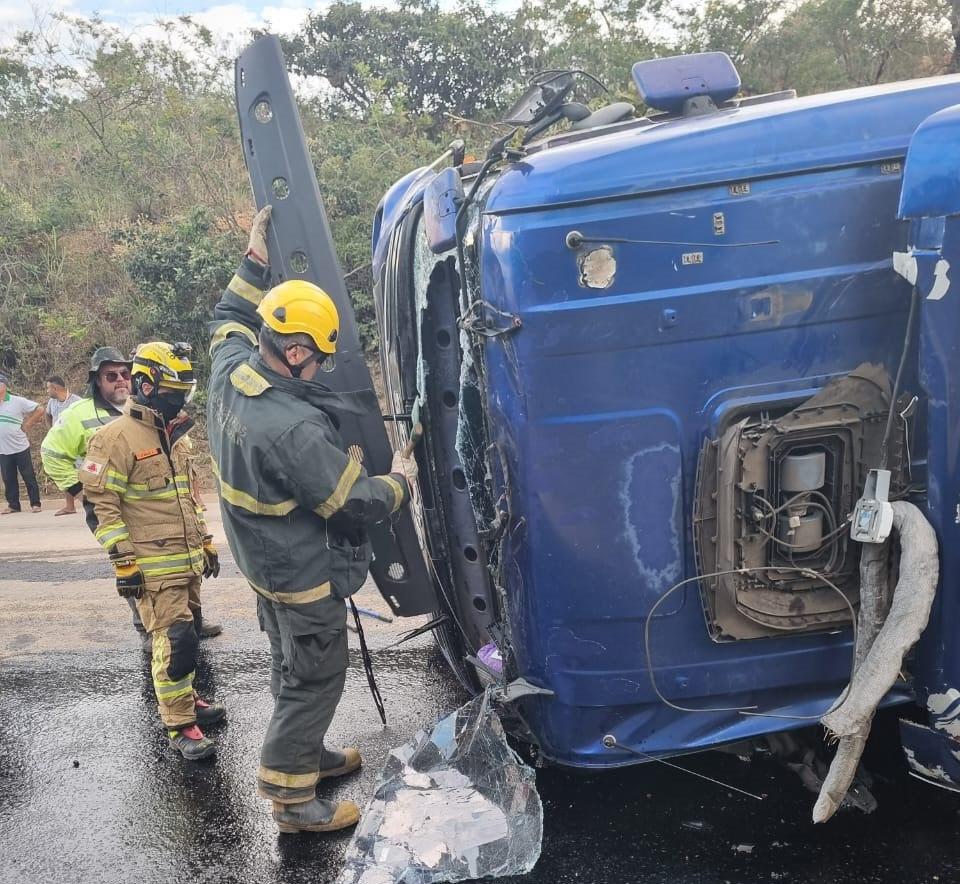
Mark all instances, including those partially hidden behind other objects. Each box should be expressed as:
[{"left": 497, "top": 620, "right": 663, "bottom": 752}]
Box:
[{"left": 235, "top": 35, "right": 435, "bottom": 616}]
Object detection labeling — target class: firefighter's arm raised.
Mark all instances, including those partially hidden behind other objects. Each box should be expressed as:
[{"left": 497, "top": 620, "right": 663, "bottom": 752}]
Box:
[{"left": 208, "top": 205, "right": 273, "bottom": 360}]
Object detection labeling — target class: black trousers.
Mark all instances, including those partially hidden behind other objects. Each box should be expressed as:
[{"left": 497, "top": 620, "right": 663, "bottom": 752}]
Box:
[
  {"left": 256, "top": 594, "right": 348, "bottom": 802},
  {"left": 0, "top": 447, "right": 40, "bottom": 510}
]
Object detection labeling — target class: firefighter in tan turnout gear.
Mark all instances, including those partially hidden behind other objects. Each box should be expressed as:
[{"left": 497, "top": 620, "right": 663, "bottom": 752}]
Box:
[{"left": 81, "top": 341, "right": 226, "bottom": 760}]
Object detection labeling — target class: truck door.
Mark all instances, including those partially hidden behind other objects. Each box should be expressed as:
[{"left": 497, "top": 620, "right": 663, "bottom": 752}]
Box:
[{"left": 895, "top": 104, "right": 960, "bottom": 789}]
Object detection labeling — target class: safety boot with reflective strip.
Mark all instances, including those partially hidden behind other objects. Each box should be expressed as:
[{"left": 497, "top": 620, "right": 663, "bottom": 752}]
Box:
[
  {"left": 272, "top": 798, "right": 360, "bottom": 834},
  {"left": 168, "top": 724, "right": 216, "bottom": 760},
  {"left": 257, "top": 748, "right": 363, "bottom": 803}
]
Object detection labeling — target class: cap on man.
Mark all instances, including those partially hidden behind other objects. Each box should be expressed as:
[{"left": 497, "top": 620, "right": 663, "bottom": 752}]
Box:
[
  {"left": 41, "top": 350, "right": 131, "bottom": 513},
  {"left": 41, "top": 346, "right": 222, "bottom": 649}
]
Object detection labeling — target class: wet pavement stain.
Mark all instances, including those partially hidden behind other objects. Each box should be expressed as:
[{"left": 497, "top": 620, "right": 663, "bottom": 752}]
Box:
[
  {"left": 1, "top": 594, "right": 959, "bottom": 883},
  {"left": 0, "top": 640, "right": 468, "bottom": 884},
  {"left": 2, "top": 635, "right": 959, "bottom": 884}
]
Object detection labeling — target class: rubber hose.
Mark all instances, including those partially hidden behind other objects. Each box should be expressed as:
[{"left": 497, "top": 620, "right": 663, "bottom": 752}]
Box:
[{"left": 813, "top": 500, "right": 939, "bottom": 823}]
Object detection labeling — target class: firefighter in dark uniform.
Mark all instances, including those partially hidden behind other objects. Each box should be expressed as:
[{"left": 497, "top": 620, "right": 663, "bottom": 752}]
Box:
[{"left": 207, "top": 206, "right": 417, "bottom": 833}]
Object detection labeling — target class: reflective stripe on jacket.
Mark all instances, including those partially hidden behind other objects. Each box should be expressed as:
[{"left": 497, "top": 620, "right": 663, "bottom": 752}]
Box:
[
  {"left": 80, "top": 402, "right": 207, "bottom": 581},
  {"left": 207, "top": 256, "right": 408, "bottom": 602},
  {"left": 40, "top": 397, "right": 121, "bottom": 491}
]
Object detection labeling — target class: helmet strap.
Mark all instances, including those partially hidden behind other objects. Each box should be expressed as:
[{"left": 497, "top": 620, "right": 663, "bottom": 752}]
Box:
[{"left": 284, "top": 346, "right": 325, "bottom": 379}]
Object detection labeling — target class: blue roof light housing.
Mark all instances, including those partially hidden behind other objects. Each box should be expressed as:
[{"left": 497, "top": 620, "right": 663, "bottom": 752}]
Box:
[{"left": 632, "top": 51, "right": 741, "bottom": 115}]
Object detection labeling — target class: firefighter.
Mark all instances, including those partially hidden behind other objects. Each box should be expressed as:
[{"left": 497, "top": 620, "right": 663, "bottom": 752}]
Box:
[
  {"left": 207, "top": 205, "right": 417, "bottom": 833},
  {"left": 41, "top": 346, "right": 222, "bottom": 650},
  {"left": 81, "top": 341, "right": 225, "bottom": 760}
]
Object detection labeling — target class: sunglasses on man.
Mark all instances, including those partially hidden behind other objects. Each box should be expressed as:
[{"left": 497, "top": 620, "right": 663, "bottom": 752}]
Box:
[{"left": 101, "top": 369, "right": 131, "bottom": 382}]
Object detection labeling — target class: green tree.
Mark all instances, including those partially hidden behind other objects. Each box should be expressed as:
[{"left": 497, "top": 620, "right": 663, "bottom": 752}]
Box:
[
  {"left": 947, "top": 0, "right": 960, "bottom": 70},
  {"left": 301, "top": 86, "right": 444, "bottom": 346},
  {"left": 118, "top": 209, "right": 241, "bottom": 383},
  {"left": 676, "top": 0, "right": 785, "bottom": 70},
  {"left": 677, "top": 0, "right": 952, "bottom": 96},
  {"left": 518, "top": 0, "right": 667, "bottom": 97},
  {"left": 0, "top": 15, "right": 248, "bottom": 381},
  {"left": 283, "top": 1, "right": 540, "bottom": 124}
]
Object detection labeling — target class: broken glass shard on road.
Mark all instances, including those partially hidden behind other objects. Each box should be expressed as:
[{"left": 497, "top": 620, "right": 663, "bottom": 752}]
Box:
[{"left": 336, "top": 689, "right": 543, "bottom": 884}]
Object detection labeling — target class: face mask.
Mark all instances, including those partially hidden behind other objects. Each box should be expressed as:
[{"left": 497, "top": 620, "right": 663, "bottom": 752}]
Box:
[
  {"left": 139, "top": 390, "right": 184, "bottom": 422},
  {"left": 158, "top": 393, "right": 186, "bottom": 422}
]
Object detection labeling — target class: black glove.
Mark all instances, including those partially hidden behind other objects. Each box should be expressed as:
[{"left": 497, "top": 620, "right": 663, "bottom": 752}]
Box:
[{"left": 115, "top": 561, "right": 145, "bottom": 599}]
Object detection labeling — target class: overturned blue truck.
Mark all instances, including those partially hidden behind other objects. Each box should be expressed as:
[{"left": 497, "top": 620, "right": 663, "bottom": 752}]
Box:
[{"left": 235, "top": 37, "right": 960, "bottom": 818}]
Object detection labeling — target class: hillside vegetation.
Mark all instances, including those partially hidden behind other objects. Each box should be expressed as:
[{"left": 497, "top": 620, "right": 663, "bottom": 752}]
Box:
[{"left": 0, "top": 0, "right": 956, "bottom": 488}]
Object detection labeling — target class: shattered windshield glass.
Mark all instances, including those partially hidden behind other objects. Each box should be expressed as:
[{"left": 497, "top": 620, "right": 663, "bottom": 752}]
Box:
[
  {"left": 412, "top": 206, "right": 494, "bottom": 533},
  {"left": 337, "top": 689, "right": 543, "bottom": 884}
]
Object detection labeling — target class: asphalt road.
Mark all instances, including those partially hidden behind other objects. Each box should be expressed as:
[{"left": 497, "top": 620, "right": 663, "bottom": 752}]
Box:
[{"left": 2, "top": 501, "right": 959, "bottom": 884}]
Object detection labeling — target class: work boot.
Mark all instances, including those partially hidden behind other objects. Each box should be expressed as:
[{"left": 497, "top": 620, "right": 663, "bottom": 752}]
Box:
[
  {"left": 318, "top": 747, "right": 362, "bottom": 780},
  {"left": 272, "top": 798, "right": 360, "bottom": 834},
  {"left": 194, "top": 697, "right": 226, "bottom": 726},
  {"left": 200, "top": 621, "right": 222, "bottom": 638},
  {"left": 168, "top": 724, "right": 216, "bottom": 760},
  {"left": 195, "top": 607, "right": 223, "bottom": 639},
  {"left": 140, "top": 632, "right": 153, "bottom": 655}
]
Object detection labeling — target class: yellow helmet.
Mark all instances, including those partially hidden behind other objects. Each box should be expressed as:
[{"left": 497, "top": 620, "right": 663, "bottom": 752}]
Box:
[
  {"left": 131, "top": 341, "right": 197, "bottom": 400},
  {"left": 257, "top": 279, "right": 340, "bottom": 355}
]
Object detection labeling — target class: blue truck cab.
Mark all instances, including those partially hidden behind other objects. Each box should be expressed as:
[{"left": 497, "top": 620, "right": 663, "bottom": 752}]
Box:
[
  {"left": 370, "top": 53, "right": 960, "bottom": 788},
  {"left": 233, "top": 40, "right": 960, "bottom": 812}
]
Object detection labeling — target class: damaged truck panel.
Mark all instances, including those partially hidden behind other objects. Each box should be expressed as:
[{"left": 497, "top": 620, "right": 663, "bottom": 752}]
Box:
[
  {"left": 468, "top": 78, "right": 957, "bottom": 766},
  {"left": 695, "top": 364, "right": 904, "bottom": 640},
  {"left": 377, "top": 66, "right": 960, "bottom": 768}
]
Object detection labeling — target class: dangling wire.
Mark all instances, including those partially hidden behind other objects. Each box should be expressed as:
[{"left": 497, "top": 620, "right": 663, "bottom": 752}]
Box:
[
  {"left": 350, "top": 597, "right": 387, "bottom": 725},
  {"left": 899, "top": 395, "right": 918, "bottom": 482},
  {"left": 644, "top": 566, "right": 858, "bottom": 720},
  {"left": 602, "top": 736, "right": 764, "bottom": 801},
  {"left": 879, "top": 284, "right": 920, "bottom": 470}
]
